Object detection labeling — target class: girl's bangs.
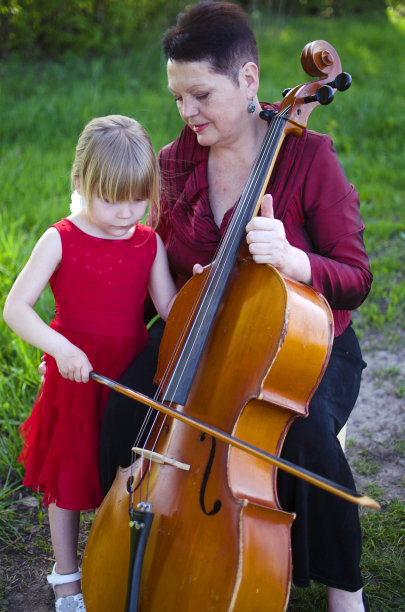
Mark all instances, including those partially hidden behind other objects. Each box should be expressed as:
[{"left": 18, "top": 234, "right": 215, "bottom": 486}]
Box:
[{"left": 97, "top": 152, "right": 152, "bottom": 203}]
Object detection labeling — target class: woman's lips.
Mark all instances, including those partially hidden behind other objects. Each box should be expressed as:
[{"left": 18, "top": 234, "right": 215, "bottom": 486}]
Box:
[{"left": 191, "top": 123, "right": 209, "bottom": 133}]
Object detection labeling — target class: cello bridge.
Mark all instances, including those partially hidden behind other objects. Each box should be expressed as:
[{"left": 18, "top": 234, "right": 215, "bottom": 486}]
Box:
[{"left": 132, "top": 447, "right": 190, "bottom": 471}]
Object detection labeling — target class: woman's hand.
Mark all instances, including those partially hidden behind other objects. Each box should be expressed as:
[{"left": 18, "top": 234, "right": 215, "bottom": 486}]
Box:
[
  {"left": 38, "top": 355, "right": 47, "bottom": 380},
  {"left": 245, "top": 194, "right": 312, "bottom": 284}
]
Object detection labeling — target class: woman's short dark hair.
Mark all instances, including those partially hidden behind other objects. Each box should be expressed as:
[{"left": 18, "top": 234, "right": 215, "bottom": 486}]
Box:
[{"left": 162, "top": 1, "right": 259, "bottom": 84}]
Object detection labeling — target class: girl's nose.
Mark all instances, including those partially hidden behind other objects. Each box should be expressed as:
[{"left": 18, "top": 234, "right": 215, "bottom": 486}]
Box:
[{"left": 117, "top": 203, "right": 131, "bottom": 218}]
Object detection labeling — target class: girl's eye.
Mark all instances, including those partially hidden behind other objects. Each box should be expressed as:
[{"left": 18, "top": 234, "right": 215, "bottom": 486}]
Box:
[
  {"left": 175, "top": 96, "right": 182, "bottom": 104},
  {"left": 196, "top": 93, "right": 208, "bottom": 101}
]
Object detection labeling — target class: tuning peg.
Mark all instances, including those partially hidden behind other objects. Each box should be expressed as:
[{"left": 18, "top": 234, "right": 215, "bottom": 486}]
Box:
[
  {"left": 304, "top": 85, "right": 334, "bottom": 106},
  {"left": 328, "top": 72, "right": 352, "bottom": 91},
  {"left": 259, "top": 109, "right": 277, "bottom": 122}
]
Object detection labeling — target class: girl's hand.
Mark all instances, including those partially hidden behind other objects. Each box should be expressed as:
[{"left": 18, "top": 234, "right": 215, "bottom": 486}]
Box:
[
  {"left": 54, "top": 340, "right": 93, "bottom": 383},
  {"left": 245, "top": 194, "right": 312, "bottom": 284}
]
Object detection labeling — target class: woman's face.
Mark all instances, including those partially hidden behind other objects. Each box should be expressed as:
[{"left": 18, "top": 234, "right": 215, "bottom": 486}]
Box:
[{"left": 167, "top": 59, "right": 255, "bottom": 149}]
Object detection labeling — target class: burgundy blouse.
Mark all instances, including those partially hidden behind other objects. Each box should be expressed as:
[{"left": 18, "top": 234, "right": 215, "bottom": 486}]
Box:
[{"left": 156, "top": 106, "right": 372, "bottom": 337}]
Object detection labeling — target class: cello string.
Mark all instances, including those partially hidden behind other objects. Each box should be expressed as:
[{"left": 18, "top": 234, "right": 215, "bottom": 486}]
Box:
[
  {"left": 135, "top": 114, "right": 284, "bottom": 443},
  {"left": 156, "top": 109, "right": 289, "bottom": 399},
  {"left": 134, "top": 108, "right": 288, "bottom": 471},
  {"left": 130, "top": 108, "right": 290, "bottom": 503},
  {"left": 131, "top": 109, "right": 287, "bottom": 480},
  {"left": 129, "top": 117, "right": 279, "bottom": 452},
  {"left": 163, "top": 108, "right": 289, "bottom": 395},
  {"left": 157, "top": 109, "right": 289, "bottom": 391},
  {"left": 149, "top": 114, "right": 284, "bottom": 404}
]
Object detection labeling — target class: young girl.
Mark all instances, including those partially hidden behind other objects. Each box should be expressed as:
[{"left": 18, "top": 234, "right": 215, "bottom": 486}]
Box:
[{"left": 3, "top": 115, "right": 177, "bottom": 612}]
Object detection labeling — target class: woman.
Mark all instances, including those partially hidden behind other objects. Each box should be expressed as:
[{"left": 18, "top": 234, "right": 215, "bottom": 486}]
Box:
[{"left": 100, "top": 2, "right": 372, "bottom": 610}]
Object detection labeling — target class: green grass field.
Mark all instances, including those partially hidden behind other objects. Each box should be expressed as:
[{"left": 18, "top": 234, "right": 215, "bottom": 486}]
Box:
[{"left": 0, "top": 9, "right": 404, "bottom": 610}]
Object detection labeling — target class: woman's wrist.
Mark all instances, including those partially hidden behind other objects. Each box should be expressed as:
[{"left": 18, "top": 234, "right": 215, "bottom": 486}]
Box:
[{"left": 282, "top": 246, "right": 312, "bottom": 284}]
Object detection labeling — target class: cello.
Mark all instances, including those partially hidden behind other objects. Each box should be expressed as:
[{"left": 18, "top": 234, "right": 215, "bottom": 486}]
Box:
[{"left": 82, "top": 40, "right": 377, "bottom": 611}]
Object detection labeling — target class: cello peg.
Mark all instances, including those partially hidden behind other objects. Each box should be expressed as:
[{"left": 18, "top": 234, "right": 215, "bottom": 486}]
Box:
[
  {"left": 259, "top": 109, "right": 277, "bottom": 122},
  {"left": 328, "top": 72, "right": 352, "bottom": 91},
  {"left": 304, "top": 85, "right": 334, "bottom": 106}
]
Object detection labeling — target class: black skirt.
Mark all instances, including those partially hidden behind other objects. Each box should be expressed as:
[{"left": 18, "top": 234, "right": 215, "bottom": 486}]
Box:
[
  {"left": 99, "top": 321, "right": 365, "bottom": 592},
  {"left": 277, "top": 323, "right": 366, "bottom": 591}
]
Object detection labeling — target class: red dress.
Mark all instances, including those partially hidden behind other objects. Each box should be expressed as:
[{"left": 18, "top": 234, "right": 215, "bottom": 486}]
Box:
[{"left": 18, "top": 219, "right": 157, "bottom": 510}]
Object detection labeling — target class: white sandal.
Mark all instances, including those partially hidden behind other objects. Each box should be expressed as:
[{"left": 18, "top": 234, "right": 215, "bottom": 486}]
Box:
[{"left": 47, "top": 563, "right": 86, "bottom": 611}]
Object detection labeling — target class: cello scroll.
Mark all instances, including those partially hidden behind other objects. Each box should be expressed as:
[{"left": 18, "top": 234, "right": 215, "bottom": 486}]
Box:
[{"left": 261, "top": 40, "right": 352, "bottom": 135}]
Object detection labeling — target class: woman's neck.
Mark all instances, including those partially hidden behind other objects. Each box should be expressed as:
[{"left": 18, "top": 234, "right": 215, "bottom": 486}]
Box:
[
  {"left": 210, "top": 113, "right": 268, "bottom": 164},
  {"left": 207, "top": 117, "right": 268, "bottom": 227}
]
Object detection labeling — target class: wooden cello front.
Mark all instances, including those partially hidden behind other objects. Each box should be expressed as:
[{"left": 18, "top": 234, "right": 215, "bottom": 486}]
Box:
[{"left": 82, "top": 261, "right": 333, "bottom": 611}]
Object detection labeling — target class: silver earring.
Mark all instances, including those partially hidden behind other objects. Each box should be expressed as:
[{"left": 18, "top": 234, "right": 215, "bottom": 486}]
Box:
[{"left": 247, "top": 98, "right": 256, "bottom": 113}]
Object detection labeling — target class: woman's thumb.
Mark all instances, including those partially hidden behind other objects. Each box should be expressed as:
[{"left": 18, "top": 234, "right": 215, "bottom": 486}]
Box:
[{"left": 261, "top": 194, "right": 274, "bottom": 219}]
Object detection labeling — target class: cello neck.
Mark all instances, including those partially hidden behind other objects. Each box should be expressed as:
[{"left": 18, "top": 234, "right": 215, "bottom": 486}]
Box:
[{"left": 161, "top": 110, "right": 289, "bottom": 405}]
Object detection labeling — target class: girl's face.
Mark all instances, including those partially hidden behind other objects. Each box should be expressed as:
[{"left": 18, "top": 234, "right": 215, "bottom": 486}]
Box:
[
  {"left": 88, "top": 195, "right": 148, "bottom": 239},
  {"left": 167, "top": 59, "right": 256, "bottom": 149}
]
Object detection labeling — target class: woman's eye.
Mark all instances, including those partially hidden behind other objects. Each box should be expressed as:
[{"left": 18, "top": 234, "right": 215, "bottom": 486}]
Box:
[
  {"left": 175, "top": 96, "right": 182, "bottom": 104},
  {"left": 196, "top": 93, "right": 208, "bottom": 101}
]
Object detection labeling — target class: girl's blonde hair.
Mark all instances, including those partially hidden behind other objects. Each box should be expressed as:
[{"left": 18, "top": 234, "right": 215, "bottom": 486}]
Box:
[{"left": 71, "top": 115, "right": 160, "bottom": 223}]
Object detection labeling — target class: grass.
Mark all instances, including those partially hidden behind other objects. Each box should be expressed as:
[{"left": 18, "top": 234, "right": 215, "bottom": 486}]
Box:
[
  {"left": 0, "top": 470, "right": 22, "bottom": 546},
  {"left": 372, "top": 366, "right": 405, "bottom": 398},
  {"left": 255, "top": 12, "right": 405, "bottom": 338},
  {"left": 287, "top": 493, "right": 405, "bottom": 611},
  {"left": 353, "top": 452, "right": 381, "bottom": 477},
  {"left": 361, "top": 497, "right": 405, "bottom": 611},
  {"left": 0, "top": 8, "right": 404, "bottom": 611}
]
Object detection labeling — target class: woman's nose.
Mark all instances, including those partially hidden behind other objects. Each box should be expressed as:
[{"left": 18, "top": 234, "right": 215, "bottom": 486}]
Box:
[{"left": 181, "top": 97, "right": 198, "bottom": 120}]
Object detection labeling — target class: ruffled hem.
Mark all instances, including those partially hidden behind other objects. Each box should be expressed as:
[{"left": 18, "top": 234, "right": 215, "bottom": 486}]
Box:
[{"left": 18, "top": 327, "right": 146, "bottom": 510}]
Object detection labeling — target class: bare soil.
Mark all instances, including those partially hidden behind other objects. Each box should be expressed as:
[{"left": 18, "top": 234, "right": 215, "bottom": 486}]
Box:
[{"left": 1, "top": 332, "right": 404, "bottom": 612}]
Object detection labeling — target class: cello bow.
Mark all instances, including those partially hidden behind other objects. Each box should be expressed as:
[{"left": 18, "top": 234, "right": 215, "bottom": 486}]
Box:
[{"left": 90, "top": 371, "right": 379, "bottom": 510}]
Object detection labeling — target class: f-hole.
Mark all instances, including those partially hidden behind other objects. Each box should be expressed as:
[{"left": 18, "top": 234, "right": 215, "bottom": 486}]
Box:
[
  {"left": 199, "top": 433, "right": 222, "bottom": 516},
  {"left": 126, "top": 467, "right": 148, "bottom": 495}
]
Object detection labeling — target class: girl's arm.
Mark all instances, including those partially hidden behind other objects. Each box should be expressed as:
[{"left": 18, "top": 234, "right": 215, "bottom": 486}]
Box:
[
  {"left": 148, "top": 234, "right": 178, "bottom": 321},
  {"left": 3, "top": 228, "right": 93, "bottom": 383}
]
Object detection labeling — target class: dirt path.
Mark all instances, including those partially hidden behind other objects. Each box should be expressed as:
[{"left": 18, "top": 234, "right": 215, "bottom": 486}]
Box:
[
  {"left": 1, "top": 333, "right": 404, "bottom": 612},
  {"left": 345, "top": 333, "right": 405, "bottom": 502}
]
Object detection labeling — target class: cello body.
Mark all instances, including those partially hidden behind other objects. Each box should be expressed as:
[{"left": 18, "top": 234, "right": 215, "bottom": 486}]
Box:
[{"left": 82, "top": 259, "right": 333, "bottom": 611}]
